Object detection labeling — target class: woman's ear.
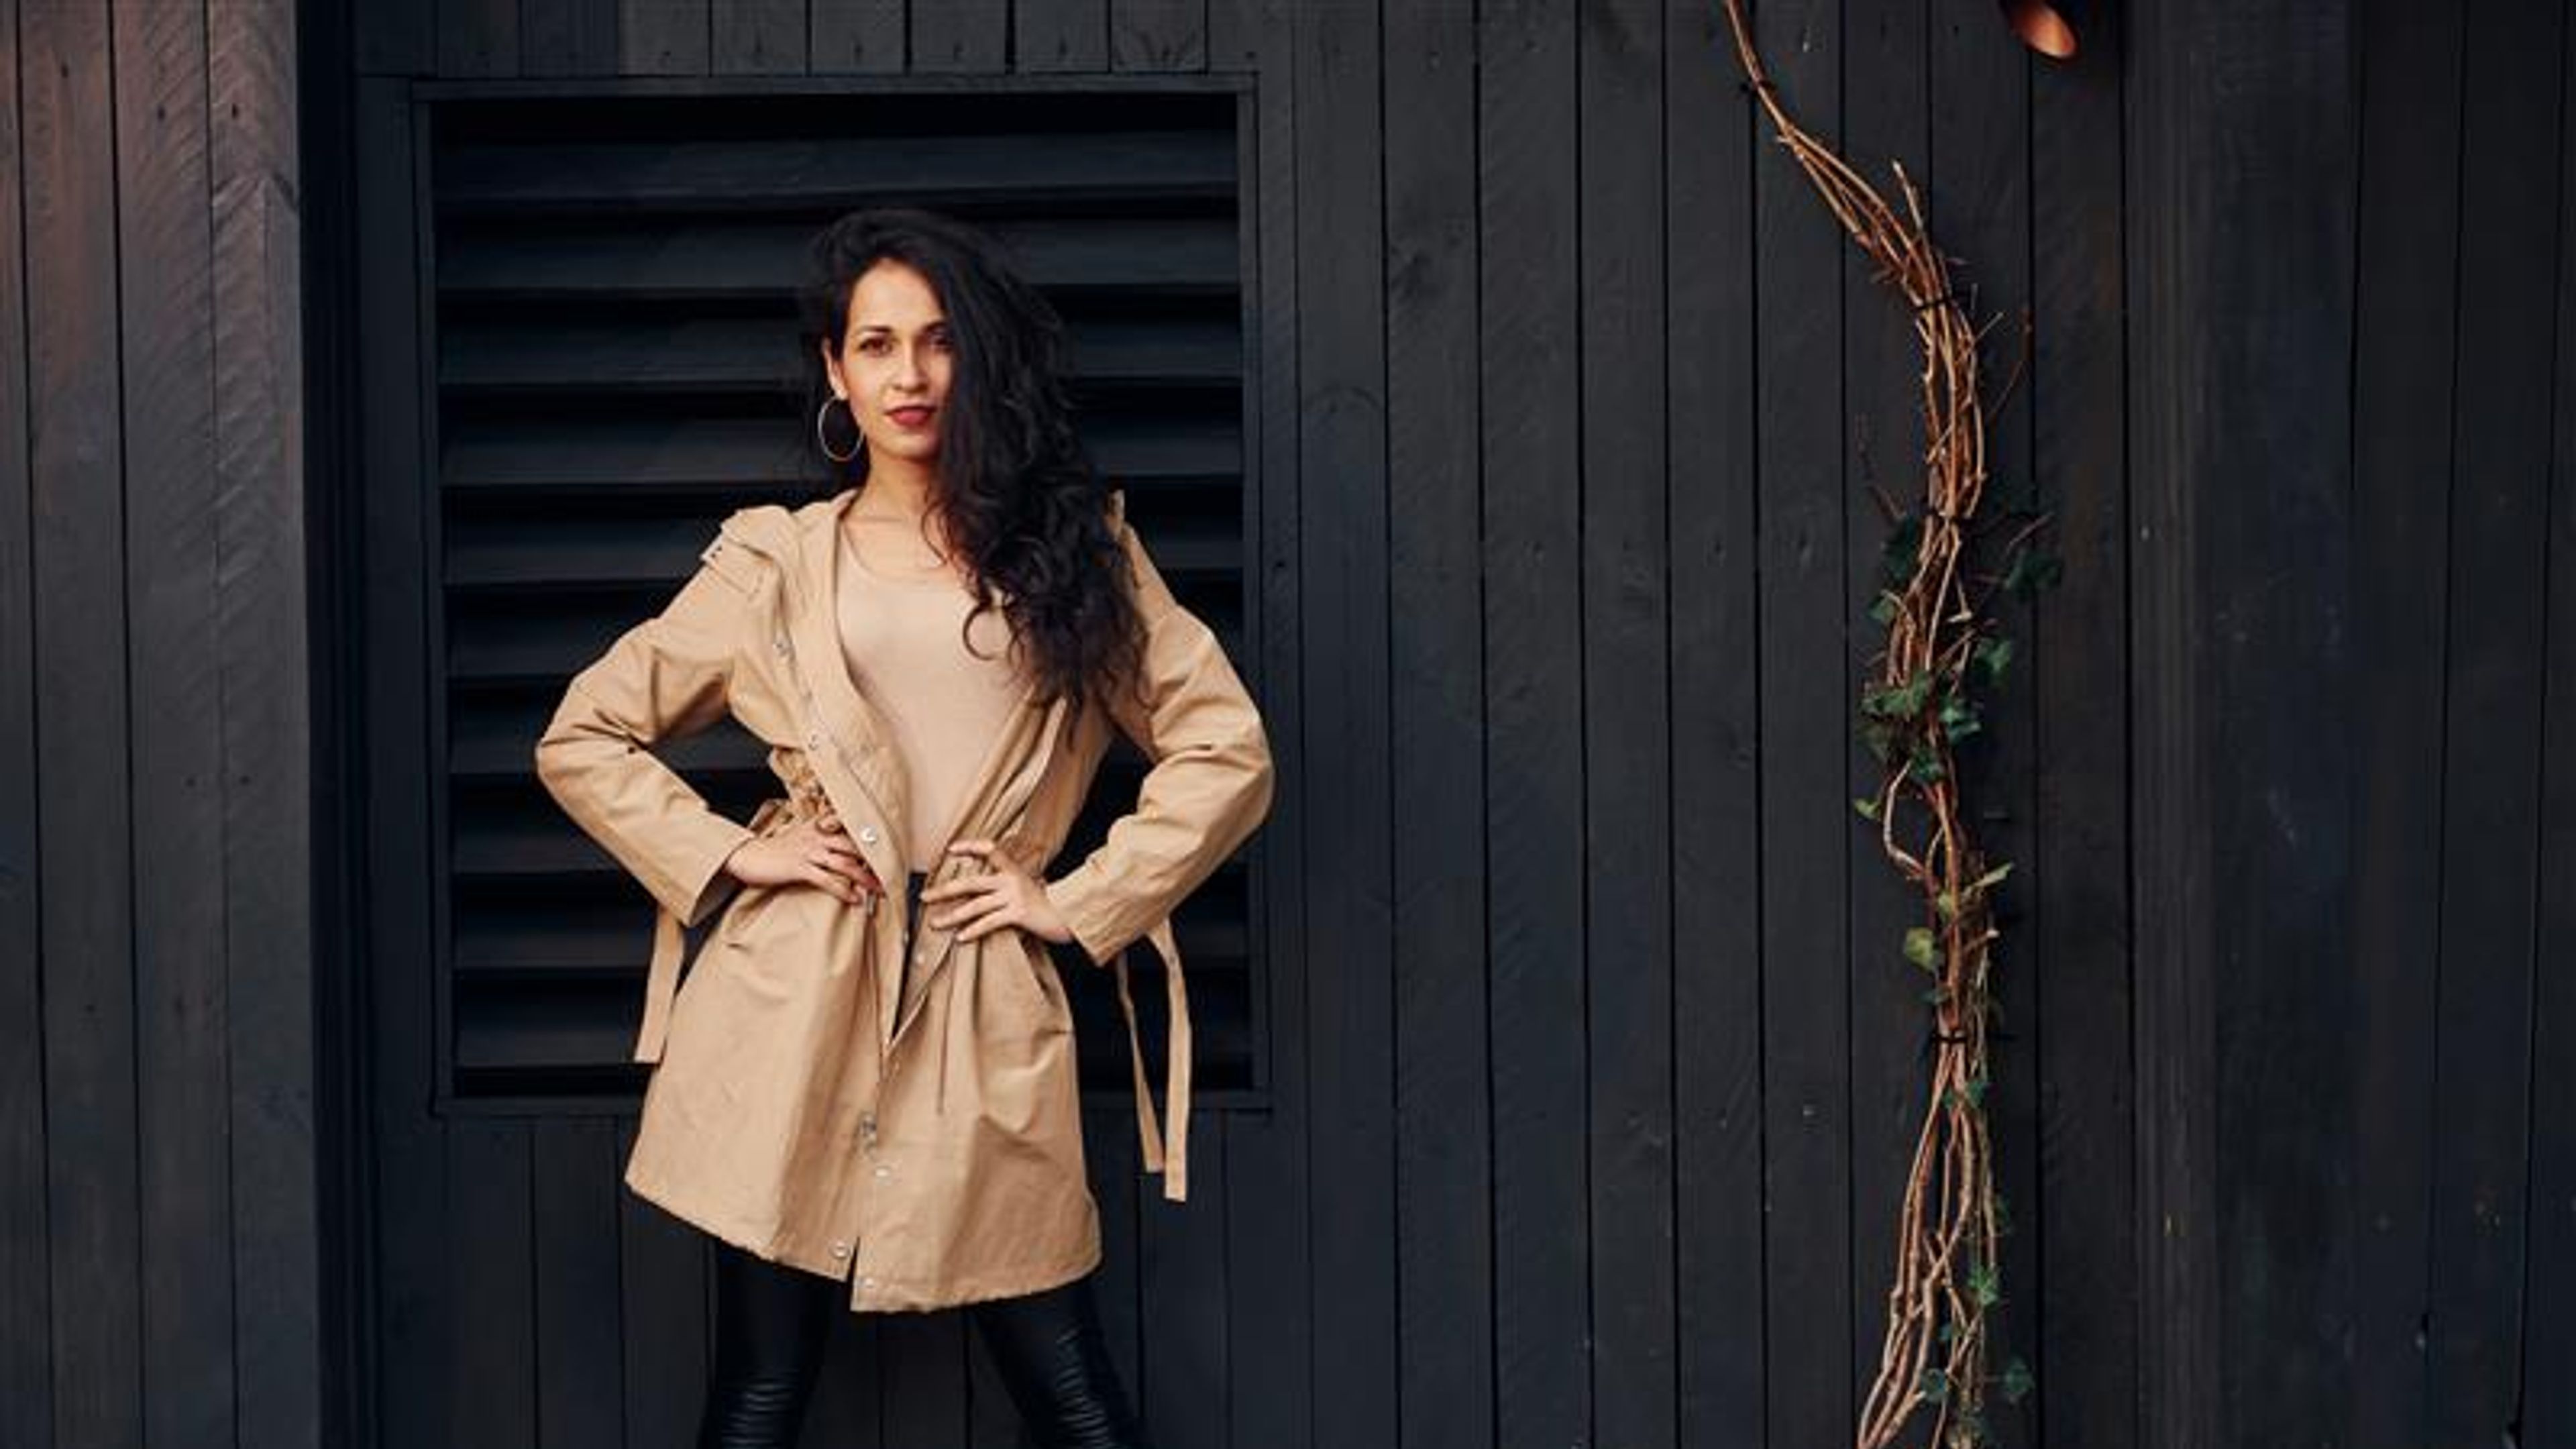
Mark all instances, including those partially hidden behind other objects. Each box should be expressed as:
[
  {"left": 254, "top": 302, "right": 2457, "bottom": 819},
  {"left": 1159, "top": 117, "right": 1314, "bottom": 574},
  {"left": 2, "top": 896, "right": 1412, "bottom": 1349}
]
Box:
[{"left": 818, "top": 337, "right": 845, "bottom": 398}]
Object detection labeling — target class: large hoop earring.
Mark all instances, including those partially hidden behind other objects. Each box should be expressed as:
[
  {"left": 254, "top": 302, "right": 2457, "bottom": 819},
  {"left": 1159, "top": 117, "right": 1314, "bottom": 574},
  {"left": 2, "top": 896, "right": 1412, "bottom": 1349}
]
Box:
[{"left": 816, "top": 394, "right": 861, "bottom": 464}]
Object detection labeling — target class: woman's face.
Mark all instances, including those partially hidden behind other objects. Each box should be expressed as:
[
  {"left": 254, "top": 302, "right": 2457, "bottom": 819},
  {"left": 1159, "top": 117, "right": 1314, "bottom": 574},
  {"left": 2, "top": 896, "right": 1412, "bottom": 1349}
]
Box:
[{"left": 820, "top": 257, "right": 953, "bottom": 468}]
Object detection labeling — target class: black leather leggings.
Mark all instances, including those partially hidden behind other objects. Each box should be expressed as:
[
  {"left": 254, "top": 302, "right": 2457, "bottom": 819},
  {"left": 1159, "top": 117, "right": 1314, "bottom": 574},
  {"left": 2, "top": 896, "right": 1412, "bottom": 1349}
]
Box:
[
  {"left": 693, "top": 1238, "right": 1148, "bottom": 1449},
  {"left": 694, "top": 870, "right": 1148, "bottom": 1449}
]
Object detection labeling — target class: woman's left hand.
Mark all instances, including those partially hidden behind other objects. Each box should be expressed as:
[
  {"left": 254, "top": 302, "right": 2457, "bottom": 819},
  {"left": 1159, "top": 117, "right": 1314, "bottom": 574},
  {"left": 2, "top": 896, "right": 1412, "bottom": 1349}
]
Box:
[{"left": 924, "top": 839, "right": 1075, "bottom": 945}]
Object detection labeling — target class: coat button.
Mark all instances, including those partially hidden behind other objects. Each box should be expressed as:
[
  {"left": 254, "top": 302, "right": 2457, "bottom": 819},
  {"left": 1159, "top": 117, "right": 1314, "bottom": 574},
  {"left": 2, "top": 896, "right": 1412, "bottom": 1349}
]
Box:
[
  {"left": 828, "top": 1242, "right": 849, "bottom": 1260},
  {"left": 859, "top": 1275, "right": 876, "bottom": 1290},
  {"left": 858, "top": 826, "right": 879, "bottom": 845},
  {"left": 873, "top": 1163, "right": 893, "bottom": 1181},
  {"left": 773, "top": 635, "right": 790, "bottom": 656}
]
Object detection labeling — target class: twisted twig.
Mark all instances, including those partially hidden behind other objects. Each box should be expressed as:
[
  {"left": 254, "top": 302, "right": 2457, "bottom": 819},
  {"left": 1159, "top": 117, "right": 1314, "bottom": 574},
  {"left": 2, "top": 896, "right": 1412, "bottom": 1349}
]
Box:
[{"left": 1715, "top": 4, "right": 2051, "bottom": 1446}]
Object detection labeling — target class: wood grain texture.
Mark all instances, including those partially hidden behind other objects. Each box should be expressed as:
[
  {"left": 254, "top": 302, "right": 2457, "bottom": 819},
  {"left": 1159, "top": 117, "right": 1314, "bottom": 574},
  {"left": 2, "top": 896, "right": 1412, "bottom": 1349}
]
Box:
[
  {"left": 113, "top": 7, "right": 234, "bottom": 1448},
  {"left": 1580, "top": 1, "right": 1676, "bottom": 1447},
  {"left": 0, "top": 0, "right": 52, "bottom": 1438},
  {"left": 1664, "top": 2, "right": 1768, "bottom": 1444},
  {"left": 1386, "top": 1, "right": 1491, "bottom": 1446},
  {"left": 24, "top": 3, "right": 143, "bottom": 1442},
  {"left": 2029, "top": 5, "right": 2139, "bottom": 1445},
  {"left": 1299, "top": 1, "right": 1398, "bottom": 1446},
  {"left": 2424, "top": 2, "right": 2561, "bottom": 1440},
  {"left": 1750, "top": 0, "right": 1854, "bottom": 1440}
]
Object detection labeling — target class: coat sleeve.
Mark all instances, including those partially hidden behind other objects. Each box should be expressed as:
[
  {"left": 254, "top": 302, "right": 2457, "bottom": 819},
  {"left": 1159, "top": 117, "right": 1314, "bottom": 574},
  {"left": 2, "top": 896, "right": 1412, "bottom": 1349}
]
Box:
[
  {"left": 1044, "top": 509, "right": 1277, "bottom": 967},
  {"left": 533, "top": 531, "right": 763, "bottom": 929}
]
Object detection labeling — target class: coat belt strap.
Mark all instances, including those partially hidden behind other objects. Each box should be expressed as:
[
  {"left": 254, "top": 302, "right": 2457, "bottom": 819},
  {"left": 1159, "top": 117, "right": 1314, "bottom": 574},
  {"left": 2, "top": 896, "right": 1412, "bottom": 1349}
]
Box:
[
  {"left": 1110, "top": 914, "right": 1192, "bottom": 1202},
  {"left": 635, "top": 904, "right": 684, "bottom": 1064}
]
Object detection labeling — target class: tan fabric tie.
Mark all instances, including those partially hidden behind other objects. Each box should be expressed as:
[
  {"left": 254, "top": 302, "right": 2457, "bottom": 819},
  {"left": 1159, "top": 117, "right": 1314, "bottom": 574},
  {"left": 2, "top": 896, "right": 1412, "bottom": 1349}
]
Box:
[{"left": 1111, "top": 914, "right": 1193, "bottom": 1202}]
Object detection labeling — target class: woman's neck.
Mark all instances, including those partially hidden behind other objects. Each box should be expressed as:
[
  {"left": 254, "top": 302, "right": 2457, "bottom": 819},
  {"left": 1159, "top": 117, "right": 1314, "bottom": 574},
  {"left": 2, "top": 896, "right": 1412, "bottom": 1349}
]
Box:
[{"left": 856, "top": 458, "right": 939, "bottom": 521}]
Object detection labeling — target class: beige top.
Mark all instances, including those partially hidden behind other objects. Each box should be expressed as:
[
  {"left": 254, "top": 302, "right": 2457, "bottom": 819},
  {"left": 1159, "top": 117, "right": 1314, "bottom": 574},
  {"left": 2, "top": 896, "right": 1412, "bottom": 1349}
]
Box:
[{"left": 834, "top": 525, "right": 1027, "bottom": 872}]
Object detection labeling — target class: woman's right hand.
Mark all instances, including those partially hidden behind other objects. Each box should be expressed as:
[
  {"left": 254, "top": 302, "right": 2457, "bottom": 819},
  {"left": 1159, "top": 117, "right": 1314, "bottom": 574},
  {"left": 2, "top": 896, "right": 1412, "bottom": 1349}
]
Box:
[{"left": 720, "top": 811, "right": 884, "bottom": 905}]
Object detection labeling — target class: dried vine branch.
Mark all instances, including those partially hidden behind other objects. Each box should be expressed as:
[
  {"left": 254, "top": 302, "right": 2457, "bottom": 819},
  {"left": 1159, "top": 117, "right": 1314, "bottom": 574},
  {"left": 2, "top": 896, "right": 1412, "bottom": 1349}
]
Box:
[{"left": 1714, "top": 3, "right": 2055, "bottom": 1446}]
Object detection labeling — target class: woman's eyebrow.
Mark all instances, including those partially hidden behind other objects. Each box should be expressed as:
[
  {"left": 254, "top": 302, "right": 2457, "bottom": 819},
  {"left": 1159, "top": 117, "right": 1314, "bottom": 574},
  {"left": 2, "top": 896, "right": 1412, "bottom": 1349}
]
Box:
[{"left": 851, "top": 320, "right": 949, "bottom": 334}]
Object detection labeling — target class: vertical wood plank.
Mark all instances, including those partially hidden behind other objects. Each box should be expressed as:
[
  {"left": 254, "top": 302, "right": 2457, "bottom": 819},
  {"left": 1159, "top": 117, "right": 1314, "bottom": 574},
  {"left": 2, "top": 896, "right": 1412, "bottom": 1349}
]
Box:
[
  {"left": 1112, "top": 0, "right": 1204, "bottom": 72},
  {"left": 2345, "top": 2, "right": 2465, "bottom": 1441},
  {"left": 113, "top": 6, "right": 234, "bottom": 1448},
  {"left": 535, "top": 1120, "right": 625, "bottom": 1449},
  {"left": 2129, "top": 3, "right": 2357, "bottom": 1444},
  {"left": 1017, "top": 0, "right": 1108, "bottom": 73},
  {"left": 619, "top": 1122, "right": 710, "bottom": 1449},
  {"left": 0, "top": 0, "right": 53, "bottom": 1437},
  {"left": 24, "top": 2, "right": 143, "bottom": 1443},
  {"left": 712, "top": 0, "right": 805, "bottom": 74},
  {"left": 2522, "top": 19, "right": 2576, "bottom": 1442},
  {"left": 912, "top": 0, "right": 1007, "bottom": 72},
  {"left": 1204, "top": 0, "right": 1256, "bottom": 70},
  {"left": 810, "top": 0, "right": 904, "bottom": 73},
  {"left": 1140, "top": 1116, "right": 1225, "bottom": 1448},
  {"left": 2424, "top": 1, "right": 2563, "bottom": 1440},
  {"left": 1481, "top": 1, "right": 1588, "bottom": 1446},
  {"left": 438, "top": 0, "right": 521, "bottom": 76},
  {"left": 211, "top": 0, "right": 321, "bottom": 1440},
  {"left": 451, "top": 1123, "right": 538, "bottom": 1449},
  {"left": 2029, "top": 2, "right": 2140, "bottom": 1444},
  {"left": 1749, "top": 0, "right": 1853, "bottom": 1440},
  {"left": 1226, "top": 3, "right": 1316, "bottom": 1444},
  {"left": 619, "top": 0, "right": 708, "bottom": 74},
  {"left": 1386, "top": 1, "right": 1490, "bottom": 1446},
  {"left": 523, "top": 0, "right": 621, "bottom": 76},
  {"left": 1579, "top": 0, "right": 1674, "bottom": 1445},
  {"left": 1301, "top": 0, "right": 1397, "bottom": 1444},
  {"left": 1664, "top": 3, "right": 1768, "bottom": 1444},
  {"left": 2524, "top": 23, "right": 2576, "bottom": 1428}
]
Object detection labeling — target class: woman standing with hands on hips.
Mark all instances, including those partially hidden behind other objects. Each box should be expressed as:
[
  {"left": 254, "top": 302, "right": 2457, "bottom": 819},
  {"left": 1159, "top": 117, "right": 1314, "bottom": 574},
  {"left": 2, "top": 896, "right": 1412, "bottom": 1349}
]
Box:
[{"left": 535, "top": 207, "right": 1275, "bottom": 1449}]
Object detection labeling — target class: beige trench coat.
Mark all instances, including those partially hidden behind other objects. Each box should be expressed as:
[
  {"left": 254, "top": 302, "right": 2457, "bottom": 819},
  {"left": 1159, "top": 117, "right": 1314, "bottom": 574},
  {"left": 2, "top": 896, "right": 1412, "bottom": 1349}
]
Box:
[{"left": 533, "top": 486, "right": 1274, "bottom": 1313}]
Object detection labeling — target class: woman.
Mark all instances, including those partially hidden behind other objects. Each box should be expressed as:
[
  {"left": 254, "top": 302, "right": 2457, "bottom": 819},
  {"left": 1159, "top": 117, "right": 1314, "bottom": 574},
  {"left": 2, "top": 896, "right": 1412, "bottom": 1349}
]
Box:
[{"left": 533, "top": 207, "right": 1275, "bottom": 1448}]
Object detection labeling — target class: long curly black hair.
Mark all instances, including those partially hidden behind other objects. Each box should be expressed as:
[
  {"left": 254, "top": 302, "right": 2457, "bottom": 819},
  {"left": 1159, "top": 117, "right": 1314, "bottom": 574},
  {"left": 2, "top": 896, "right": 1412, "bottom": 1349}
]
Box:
[{"left": 796, "top": 206, "right": 1146, "bottom": 715}]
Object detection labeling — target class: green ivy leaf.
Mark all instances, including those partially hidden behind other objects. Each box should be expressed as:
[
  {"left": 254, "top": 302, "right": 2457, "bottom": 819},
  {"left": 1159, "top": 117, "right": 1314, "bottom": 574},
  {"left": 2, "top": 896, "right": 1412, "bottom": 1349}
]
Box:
[
  {"left": 1967, "top": 1258, "right": 2001, "bottom": 1308},
  {"left": 1941, "top": 692, "right": 1984, "bottom": 743},
  {"left": 1918, "top": 1366, "right": 1950, "bottom": 1405},
  {"left": 1935, "top": 889, "right": 1958, "bottom": 920},
  {"left": 2003, "top": 547, "right": 2063, "bottom": 601},
  {"left": 1869, "top": 590, "right": 1900, "bottom": 626},
  {"left": 1853, "top": 794, "right": 1882, "bottom": 822},
  {"left": 1999, "top": 1356, "right": 2035, "bottom": 1405},
  {"left": 1972, "top": 634, "right": 2015, "bottom": 686},
  {"left": 1970, "top": 861, "right": 2013, "bottom": 893},
  {"left": 1960, "top": 1074, "right": 1989, "bottom": 1108}
]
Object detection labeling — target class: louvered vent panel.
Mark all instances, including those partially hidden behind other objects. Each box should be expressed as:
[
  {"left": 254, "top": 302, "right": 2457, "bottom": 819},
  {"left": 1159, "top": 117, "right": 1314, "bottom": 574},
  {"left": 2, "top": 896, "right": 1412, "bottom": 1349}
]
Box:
[{"left": 431, "top": 91, "right": 1258, "bottom": 1106}]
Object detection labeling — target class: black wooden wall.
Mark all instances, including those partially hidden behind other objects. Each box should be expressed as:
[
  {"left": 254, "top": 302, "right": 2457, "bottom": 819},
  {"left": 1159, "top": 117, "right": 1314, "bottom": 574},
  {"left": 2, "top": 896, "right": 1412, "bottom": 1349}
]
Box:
[
  {"left": 0, "top": 0, "right": 2565, "bottom": 1444},
  {"left": 0, "top": 0, "right": 323, "bottom": 1446}
]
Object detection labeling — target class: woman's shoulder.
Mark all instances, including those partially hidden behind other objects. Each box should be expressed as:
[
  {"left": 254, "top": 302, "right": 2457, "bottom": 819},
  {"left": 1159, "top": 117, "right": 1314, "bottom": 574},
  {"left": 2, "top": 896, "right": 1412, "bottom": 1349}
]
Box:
[{"left": 703, "top": 488, "right": 846, "bottom": 570}]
